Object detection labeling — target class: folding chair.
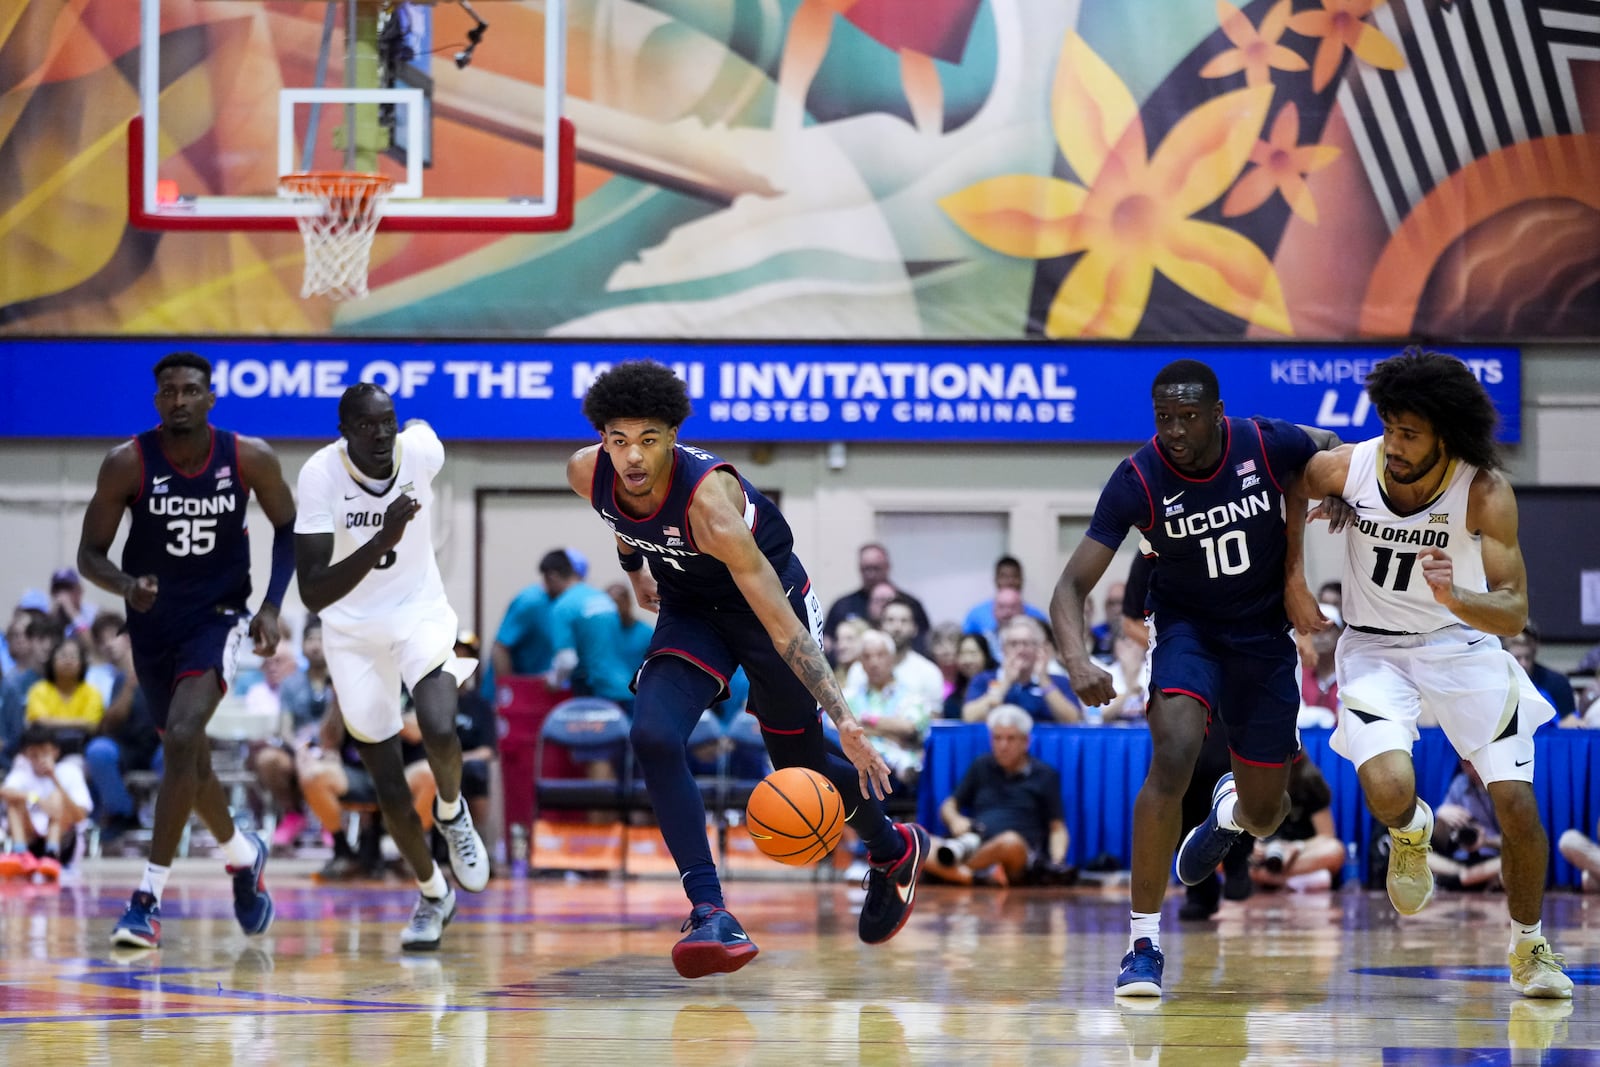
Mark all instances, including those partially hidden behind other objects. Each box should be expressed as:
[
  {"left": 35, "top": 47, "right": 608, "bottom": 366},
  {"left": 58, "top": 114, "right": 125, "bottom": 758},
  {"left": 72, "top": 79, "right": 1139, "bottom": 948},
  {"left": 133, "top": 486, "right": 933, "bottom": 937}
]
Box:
[{"left": 530, "top": 697, "right": 634, "bottom": 875}]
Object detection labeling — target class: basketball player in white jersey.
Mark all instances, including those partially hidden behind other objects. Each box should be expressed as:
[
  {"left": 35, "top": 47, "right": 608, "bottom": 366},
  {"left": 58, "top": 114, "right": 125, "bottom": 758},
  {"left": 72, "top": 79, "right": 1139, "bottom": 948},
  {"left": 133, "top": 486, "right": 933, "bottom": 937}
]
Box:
[
  {"left": 294, "top": 383, "right": 489, "bottom": 950},
  {"left": 1293, "top": 347, "right": 1571, "bottom": 998}
]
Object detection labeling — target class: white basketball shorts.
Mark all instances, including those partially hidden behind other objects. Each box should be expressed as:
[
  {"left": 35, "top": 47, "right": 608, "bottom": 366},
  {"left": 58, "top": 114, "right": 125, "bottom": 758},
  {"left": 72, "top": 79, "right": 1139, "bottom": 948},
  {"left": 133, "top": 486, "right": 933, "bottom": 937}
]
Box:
[
  {"left": 1331, "top": 624, "right": 1556, "bottom": 783},
  {"left": 322, "top": 601, "right": 458, "bottom": 743}
]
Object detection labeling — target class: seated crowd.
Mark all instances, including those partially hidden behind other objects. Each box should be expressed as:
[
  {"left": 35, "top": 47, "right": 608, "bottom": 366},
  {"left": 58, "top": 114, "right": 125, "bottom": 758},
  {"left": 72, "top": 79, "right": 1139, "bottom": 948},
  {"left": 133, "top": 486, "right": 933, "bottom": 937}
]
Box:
[{"left": 2, "top": 541, "right": 1597, "bottom": 893}]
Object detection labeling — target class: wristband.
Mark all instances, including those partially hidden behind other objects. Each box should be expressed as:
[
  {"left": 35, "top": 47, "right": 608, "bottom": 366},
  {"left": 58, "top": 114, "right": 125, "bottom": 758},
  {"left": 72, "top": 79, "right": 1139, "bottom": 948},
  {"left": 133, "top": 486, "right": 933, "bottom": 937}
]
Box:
[{"left": 618, "top": 549, "right": 644, "bottom": 572}]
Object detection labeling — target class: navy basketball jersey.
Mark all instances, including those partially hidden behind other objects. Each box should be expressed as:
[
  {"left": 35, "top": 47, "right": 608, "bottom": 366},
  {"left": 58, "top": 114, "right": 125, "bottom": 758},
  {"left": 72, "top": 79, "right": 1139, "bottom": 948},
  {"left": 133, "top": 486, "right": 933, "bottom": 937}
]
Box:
[
  {"left": 591, "top": 443, "right": 796, "bottom": 609},
  {"left": 1086, "top": 416, "right": 1317, "bottom": 624},
  {"left": 122, "top": 427, "right": 253, "bottom": 633}
]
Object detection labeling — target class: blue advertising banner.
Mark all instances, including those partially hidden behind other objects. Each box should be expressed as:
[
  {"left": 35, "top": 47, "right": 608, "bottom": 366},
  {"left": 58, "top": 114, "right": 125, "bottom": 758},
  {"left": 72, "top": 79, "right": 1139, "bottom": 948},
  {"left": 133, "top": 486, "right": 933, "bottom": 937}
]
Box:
[{"left": 0, "top": 340, "right": 1520, "bottom": 443}]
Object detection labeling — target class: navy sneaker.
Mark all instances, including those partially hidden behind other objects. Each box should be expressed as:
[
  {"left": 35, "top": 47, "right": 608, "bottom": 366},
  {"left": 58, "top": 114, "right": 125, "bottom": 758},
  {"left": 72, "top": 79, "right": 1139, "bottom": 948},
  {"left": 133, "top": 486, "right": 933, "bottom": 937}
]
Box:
[
  {"left": 1176, "top": 773, "right": 1244, "bottom": 887},
  {"left": 1115, "top": 937, "right": 1165, "bottom": 997},
  {"left": 859, "top": 824, "right": 930, "bottom": 945},
  {"left": 227, "top": 832, "right": 275, "bottom": 936},
  {"left": 672, "top": 904, "right": 760, "bottom": 978},
  {"left": 110, "top": 890, "right": 162, "bottom": 949}
]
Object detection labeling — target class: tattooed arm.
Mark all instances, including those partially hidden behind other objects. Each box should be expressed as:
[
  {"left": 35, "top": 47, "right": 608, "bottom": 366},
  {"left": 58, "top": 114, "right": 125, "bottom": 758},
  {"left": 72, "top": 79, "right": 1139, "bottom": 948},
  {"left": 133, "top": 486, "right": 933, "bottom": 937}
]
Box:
[{"left": 690, "top": 471, "right": 892, "bottom": 799}]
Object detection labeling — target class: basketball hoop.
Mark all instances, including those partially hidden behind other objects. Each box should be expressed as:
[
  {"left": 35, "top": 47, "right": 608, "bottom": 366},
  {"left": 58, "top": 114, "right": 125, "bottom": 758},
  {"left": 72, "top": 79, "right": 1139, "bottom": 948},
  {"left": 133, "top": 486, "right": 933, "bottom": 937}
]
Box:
[{"left": 278, "top": 171, "right": 394, "bottom": 300}]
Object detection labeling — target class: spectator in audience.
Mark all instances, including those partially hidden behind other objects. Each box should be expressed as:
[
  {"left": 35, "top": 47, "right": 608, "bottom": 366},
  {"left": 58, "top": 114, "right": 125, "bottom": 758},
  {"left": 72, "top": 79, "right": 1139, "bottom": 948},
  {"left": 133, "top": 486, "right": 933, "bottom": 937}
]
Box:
[
  {"left": 832, "top": 617, "right": 869, "bottom": 688},
  {"left": 1427, "top": 759, "right": 1503, "bottom": 892},
  {"left": 26, "top": 634, "right": 104, "bottom": 747},
  {"left": 1317, "top": 580, "right": 1343, "bottom": 609},
  {"left": 1298, "top": 603, "right": 1345, "bottom": 728},
  {"left": 245, "top": 632, "right": 322, "bottom": 856},
  {"left": 927, "top": 622, "right": 963, "bottom": 705},
  {"left": 426, "top": 633, "right": 499, "bottom": 872},
  {"left": 1250, "top": 758, "right": 1345, "bottom": 892},
  {"left": 823, "top": 543, "right": 931, "bottom": 648},
  {"left": 842, "top": 629, "right": 937, "bottom": 789},
  {"left": 46, "top": 568, "right": 96, "bottom": 637},
  {"left": 845, "top": 595, "right": 944, "bottom": 712},
  {"left": 82, "top": 617, "right": 156, "bottom": 846},
  {"left": 1558, "top": 819, "right": 1600, "bottom": 892},
  {"left": 1089, "top": 580, "right": 1127, "bottom": 661},
  {"left": 1098, "top": 629, "right": 1150, "bottom": 724},
  {"left": 928, "top": 705, "right": 1072, "bottom": 887},
  {"left": 963, "top": 557, "right": 1049, "bottom": 653},
  {"left": 84, "top": 613, "right": 126, "bottom": 707},
  {"left": 1505, "top": 622, "right": 1576, "bottom": 721},
  {"left": 0, "top": 612, "right": 52, "bottom": 762},
  {"left": 541, "top": 549, "right": 636, "bottom": 712},
  {"left": 945, "top": 633, "right": 998, "bottom": 719},
  {"left": 487, "top": 549, "right": 585, "bottom": 699},
  {"left": 607, "top": 581, "right": 655, "bottom": 673},
  {"left": 0, "top": 724, "right": 92, "bottom": 882},
  {"left": 968, "top": 586, "right": 1027, "bottom": 662},
  {"left": 962, "top": 617, "right": 1080, "bottom": 725},
  {"left": 0, "top": 600, "right": 41, "bottom": 676}
]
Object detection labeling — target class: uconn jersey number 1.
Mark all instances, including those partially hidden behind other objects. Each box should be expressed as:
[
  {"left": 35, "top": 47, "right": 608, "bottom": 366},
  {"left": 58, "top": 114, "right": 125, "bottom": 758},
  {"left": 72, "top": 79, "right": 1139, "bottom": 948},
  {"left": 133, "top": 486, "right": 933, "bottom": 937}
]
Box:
[
  {"left": 1087, "top": 417, "right": 1318, "bottom": 624},
  {"left": 122, "top": 427, "right": 252, "bottom": 634}
]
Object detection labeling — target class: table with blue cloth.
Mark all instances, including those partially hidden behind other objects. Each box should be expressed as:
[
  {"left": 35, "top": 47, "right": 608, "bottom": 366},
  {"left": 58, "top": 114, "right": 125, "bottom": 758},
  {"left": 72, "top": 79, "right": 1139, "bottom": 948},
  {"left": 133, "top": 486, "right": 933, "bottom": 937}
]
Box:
[{"left": 917, "top": 723, "right": 1600, "bottom": 888}]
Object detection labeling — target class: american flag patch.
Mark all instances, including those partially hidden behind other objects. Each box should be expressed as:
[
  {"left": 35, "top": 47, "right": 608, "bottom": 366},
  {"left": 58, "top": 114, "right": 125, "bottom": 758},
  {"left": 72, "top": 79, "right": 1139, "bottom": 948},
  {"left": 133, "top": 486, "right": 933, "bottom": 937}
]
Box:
[
  {"left": 663, "top": 525, "right": 680, "bottom": 536},
  {"left": 216, "top": 465, "right": 231, "bottom": 477},
  {"left": 1235, "top": 460, "right": 1256, "bottom": 476}
]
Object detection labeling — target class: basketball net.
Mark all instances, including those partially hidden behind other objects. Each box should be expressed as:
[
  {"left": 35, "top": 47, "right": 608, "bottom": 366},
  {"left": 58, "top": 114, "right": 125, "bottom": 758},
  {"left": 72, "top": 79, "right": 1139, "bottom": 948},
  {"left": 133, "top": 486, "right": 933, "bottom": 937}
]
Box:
[{"left": 278, "top": 172, "right": 394, "bottom": 301}]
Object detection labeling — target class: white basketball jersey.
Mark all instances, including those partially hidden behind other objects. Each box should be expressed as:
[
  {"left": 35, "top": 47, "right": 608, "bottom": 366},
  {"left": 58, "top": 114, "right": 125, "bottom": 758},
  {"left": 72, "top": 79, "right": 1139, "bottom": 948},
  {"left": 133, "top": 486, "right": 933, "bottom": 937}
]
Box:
[
  {"left": 294, "top": 423, "right": 449, "bottom": 630},
  {"left": 1340, "top": 436, "right": 1487, "bottom": 634}
]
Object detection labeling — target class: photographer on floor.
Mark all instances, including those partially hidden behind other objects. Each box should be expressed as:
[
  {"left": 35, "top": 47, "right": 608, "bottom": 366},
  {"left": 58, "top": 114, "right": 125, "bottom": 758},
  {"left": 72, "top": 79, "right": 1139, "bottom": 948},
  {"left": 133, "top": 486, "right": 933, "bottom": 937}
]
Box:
[{"left": 926, "top": 704, "right": 1074, "bottom": 887}]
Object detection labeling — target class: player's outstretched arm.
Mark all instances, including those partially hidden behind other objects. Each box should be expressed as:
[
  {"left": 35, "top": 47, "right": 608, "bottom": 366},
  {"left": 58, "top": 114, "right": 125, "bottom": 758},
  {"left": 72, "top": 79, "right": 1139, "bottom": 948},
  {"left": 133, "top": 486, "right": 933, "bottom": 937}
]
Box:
[
  {"left": 77, "top": 443, "right": 157, "bottom": 612},
  {"left": 1049, "top": 538, "right": 1117, "bottom": 707},
  {"left": 1423, "top": 469, "right": 1528, "bottom": 636},
  {"left": 690, "top": 472, "right": 892, "bottom": 800},
  {"left": 238, "top": 435, "right": 297, "bottom": 654}
]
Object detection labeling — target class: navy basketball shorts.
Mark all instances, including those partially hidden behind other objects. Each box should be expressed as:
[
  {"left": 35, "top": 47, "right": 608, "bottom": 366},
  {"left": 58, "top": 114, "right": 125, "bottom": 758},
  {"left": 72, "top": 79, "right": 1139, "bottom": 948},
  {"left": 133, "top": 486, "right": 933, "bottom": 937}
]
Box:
[
  {"left": 129, "top": 609, "right": 250, "bottom": 730},
  {"left": 643, "top": 560, "right": 826, "bottom": 732},
  {"left": 1148, "top": 612, "right": 1300, "bottom": 766}
]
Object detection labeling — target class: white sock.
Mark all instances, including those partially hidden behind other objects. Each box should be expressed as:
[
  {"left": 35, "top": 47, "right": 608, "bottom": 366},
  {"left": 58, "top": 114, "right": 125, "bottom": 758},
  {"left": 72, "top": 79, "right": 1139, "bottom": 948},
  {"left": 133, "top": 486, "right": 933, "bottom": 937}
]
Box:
[
  {"left": 1397, "top": 800, "right": 1430, "bottom": 836},
  {"left": 1130, "top": 911, "right": 1161, "bottom": 951},
  {"left": 139, "top": 863, "right": 171, "bottom": 902},
  {"left": 419, "top": 864, "right": 449, "bottom": 900},
  {"left": 220, "top": 830, "right": 259, "bottom": 870},
  {"left": 1512, "top": 920, "right": 1543, "bottom": 953},
  {"left": 435, "top": 794, "right": 462, "bottom": 822},
  {"left": 1216, "top": 790, "right": 1241, "bottom": 832}
]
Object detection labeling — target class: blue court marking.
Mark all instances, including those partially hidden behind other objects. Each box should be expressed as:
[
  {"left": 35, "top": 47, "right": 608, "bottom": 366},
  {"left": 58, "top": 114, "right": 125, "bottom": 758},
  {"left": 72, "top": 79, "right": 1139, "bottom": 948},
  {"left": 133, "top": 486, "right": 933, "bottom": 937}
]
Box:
[
  {"left": 1385, "top": 1051, "right": 1600, "bottom": 1065},
  {"left": 1355, "top": 965, "right": 1600, "bottom": 986}
]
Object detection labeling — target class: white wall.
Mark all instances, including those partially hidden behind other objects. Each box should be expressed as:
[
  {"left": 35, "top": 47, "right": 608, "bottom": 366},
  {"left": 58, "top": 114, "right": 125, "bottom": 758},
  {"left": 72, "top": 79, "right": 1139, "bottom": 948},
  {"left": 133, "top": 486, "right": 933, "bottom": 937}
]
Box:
[{"left": 0, "top": 345, "right": 1591, "bottom": 653}]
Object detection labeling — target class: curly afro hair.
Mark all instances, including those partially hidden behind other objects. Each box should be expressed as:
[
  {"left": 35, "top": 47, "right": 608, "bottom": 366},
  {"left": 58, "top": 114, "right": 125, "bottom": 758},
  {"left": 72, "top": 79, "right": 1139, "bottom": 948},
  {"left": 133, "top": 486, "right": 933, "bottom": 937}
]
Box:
[
  {"left": 1364, "top": 346, "right": 1502, "bottom": 472},
  {"left": 581, "top": 360, "right": 692, "bottom": 432}
]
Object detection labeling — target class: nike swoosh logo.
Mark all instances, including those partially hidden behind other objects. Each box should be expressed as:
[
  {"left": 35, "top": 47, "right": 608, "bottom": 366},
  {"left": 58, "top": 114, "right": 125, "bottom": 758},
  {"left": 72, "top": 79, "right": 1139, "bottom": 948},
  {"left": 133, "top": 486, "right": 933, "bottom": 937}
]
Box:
[
  {"left": 1467, "top": 636, "right": 1490, "bottom": 647},
  {"left": 344, "top": 492, "right": 361, "bottom": 500},
  {"left": 602, "top": 508, "right": 617, "bottom": 520},
  {"left": 897, "top": 836, "right": 923, "bottom": 905},
  {"left": 784, "top": 586, "right": 795, "bottom": 597},
  {"left": 728, "top": 933, "right": 750, "bottom": 941},
  {"left": 153, "top": 475, "right": 172, "bottom": 485},
  {"left": 1515, "top": 758, "right": 1532, "bottom": 767},
  {"left": 1162, "top": 492, "right": 1183, "bottom": 505}
]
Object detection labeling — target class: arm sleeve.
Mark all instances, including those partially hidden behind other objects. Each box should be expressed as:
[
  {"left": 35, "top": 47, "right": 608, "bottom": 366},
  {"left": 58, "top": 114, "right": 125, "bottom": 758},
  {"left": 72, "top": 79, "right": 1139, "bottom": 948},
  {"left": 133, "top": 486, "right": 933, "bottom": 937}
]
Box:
[
  {"left": 293, "top": 459, "right": 336, "bottom": 535},
  {"left": 1085, "top": 460, "right": 1149, "bottom": 550}
]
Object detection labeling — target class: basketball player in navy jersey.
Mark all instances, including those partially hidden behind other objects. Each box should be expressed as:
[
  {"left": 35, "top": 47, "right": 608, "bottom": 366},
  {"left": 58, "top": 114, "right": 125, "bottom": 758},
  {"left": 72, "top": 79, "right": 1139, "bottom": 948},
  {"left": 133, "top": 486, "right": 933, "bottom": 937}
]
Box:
[
  {"left": 77, "top": 352, "right": 297, "bottom": 949},
  {"left": 568, "top": 360, "right": 929, "bottom": 979},
  {"left": 1051, "top": 359, "right": 1338, "bottom": 997},
  {"left": 1293, "top": 348, "right": 1570, "bottom": 998}
]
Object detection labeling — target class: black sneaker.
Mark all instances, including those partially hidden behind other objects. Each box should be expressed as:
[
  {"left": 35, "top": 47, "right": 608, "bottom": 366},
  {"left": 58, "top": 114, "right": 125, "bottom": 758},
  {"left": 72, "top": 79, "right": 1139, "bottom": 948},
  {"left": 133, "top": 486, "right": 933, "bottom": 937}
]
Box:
[
  {"left": 672, "top": 904, "right": 759, "bottom": 978},
  {"left": 859, "top": 824, "right": 929, "bottom": 945}
]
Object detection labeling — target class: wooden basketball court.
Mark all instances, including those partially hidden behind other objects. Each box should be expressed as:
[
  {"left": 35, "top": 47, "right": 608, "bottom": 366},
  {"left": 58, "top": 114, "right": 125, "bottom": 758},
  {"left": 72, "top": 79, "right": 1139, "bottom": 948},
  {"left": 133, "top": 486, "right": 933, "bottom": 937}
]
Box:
[{"left": 1, "top": 858, "right": 1591, "bottom": 1065}]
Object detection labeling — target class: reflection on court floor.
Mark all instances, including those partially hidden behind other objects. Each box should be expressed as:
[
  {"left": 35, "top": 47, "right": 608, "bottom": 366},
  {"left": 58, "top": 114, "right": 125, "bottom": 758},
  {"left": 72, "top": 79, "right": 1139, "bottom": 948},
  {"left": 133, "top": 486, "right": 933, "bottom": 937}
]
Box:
[{"left": 0, "top": 863, "right": 1593, "bottom": 1065}]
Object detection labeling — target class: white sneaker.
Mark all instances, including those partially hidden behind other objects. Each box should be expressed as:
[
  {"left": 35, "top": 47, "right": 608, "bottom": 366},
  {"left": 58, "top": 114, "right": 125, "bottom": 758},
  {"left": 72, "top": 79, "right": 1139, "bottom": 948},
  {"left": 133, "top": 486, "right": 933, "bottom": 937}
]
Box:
[
  {"left": 435, "top": 800, "right": 490, "bottom": 892},
  {"left": 1510, "top": 936, "right": 1574, "bottom": 999},
  {"left": 400, "top": 887, "right": 458, "bottom": 951},
  {"left": 1387, "top": 800, "right": 1435, "bottom": 916}
]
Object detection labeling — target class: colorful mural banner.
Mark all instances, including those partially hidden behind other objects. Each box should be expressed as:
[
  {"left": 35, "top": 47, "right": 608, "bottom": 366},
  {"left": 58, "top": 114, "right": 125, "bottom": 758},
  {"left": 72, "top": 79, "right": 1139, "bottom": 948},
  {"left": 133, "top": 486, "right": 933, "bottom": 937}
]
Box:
[
  {"left": 0, "top": 1, "right": 1594, "bottom": 340},
  {"left": 0, "top": 340, "right": 1521, "bottom": 442}
]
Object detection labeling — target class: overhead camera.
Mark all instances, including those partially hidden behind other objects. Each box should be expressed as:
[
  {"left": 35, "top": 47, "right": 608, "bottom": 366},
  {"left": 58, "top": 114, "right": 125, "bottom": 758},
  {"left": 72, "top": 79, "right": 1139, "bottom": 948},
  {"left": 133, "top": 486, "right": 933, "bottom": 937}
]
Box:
[{"left": 454, "top": 0, "right": 490, "bottom": 69}]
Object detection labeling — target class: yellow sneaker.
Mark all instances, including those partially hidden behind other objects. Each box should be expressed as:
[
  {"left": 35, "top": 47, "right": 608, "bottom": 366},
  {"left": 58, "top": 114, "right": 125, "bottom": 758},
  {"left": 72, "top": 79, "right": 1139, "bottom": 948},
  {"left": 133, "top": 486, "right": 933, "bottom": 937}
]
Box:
[
  {"left": 1509, "top": 937, "right": 1573, "bottom": 999},
  {"left": 1386, "top": 800, "right": 1435, "bottom": 916}
]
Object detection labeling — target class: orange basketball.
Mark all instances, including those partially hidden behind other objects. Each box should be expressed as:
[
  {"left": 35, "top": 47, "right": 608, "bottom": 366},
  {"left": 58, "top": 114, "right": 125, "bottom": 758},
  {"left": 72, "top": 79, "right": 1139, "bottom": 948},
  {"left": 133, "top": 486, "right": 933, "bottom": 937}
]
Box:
[{"left": 745, "top": 767, "right": 845, "bottom": 866}]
